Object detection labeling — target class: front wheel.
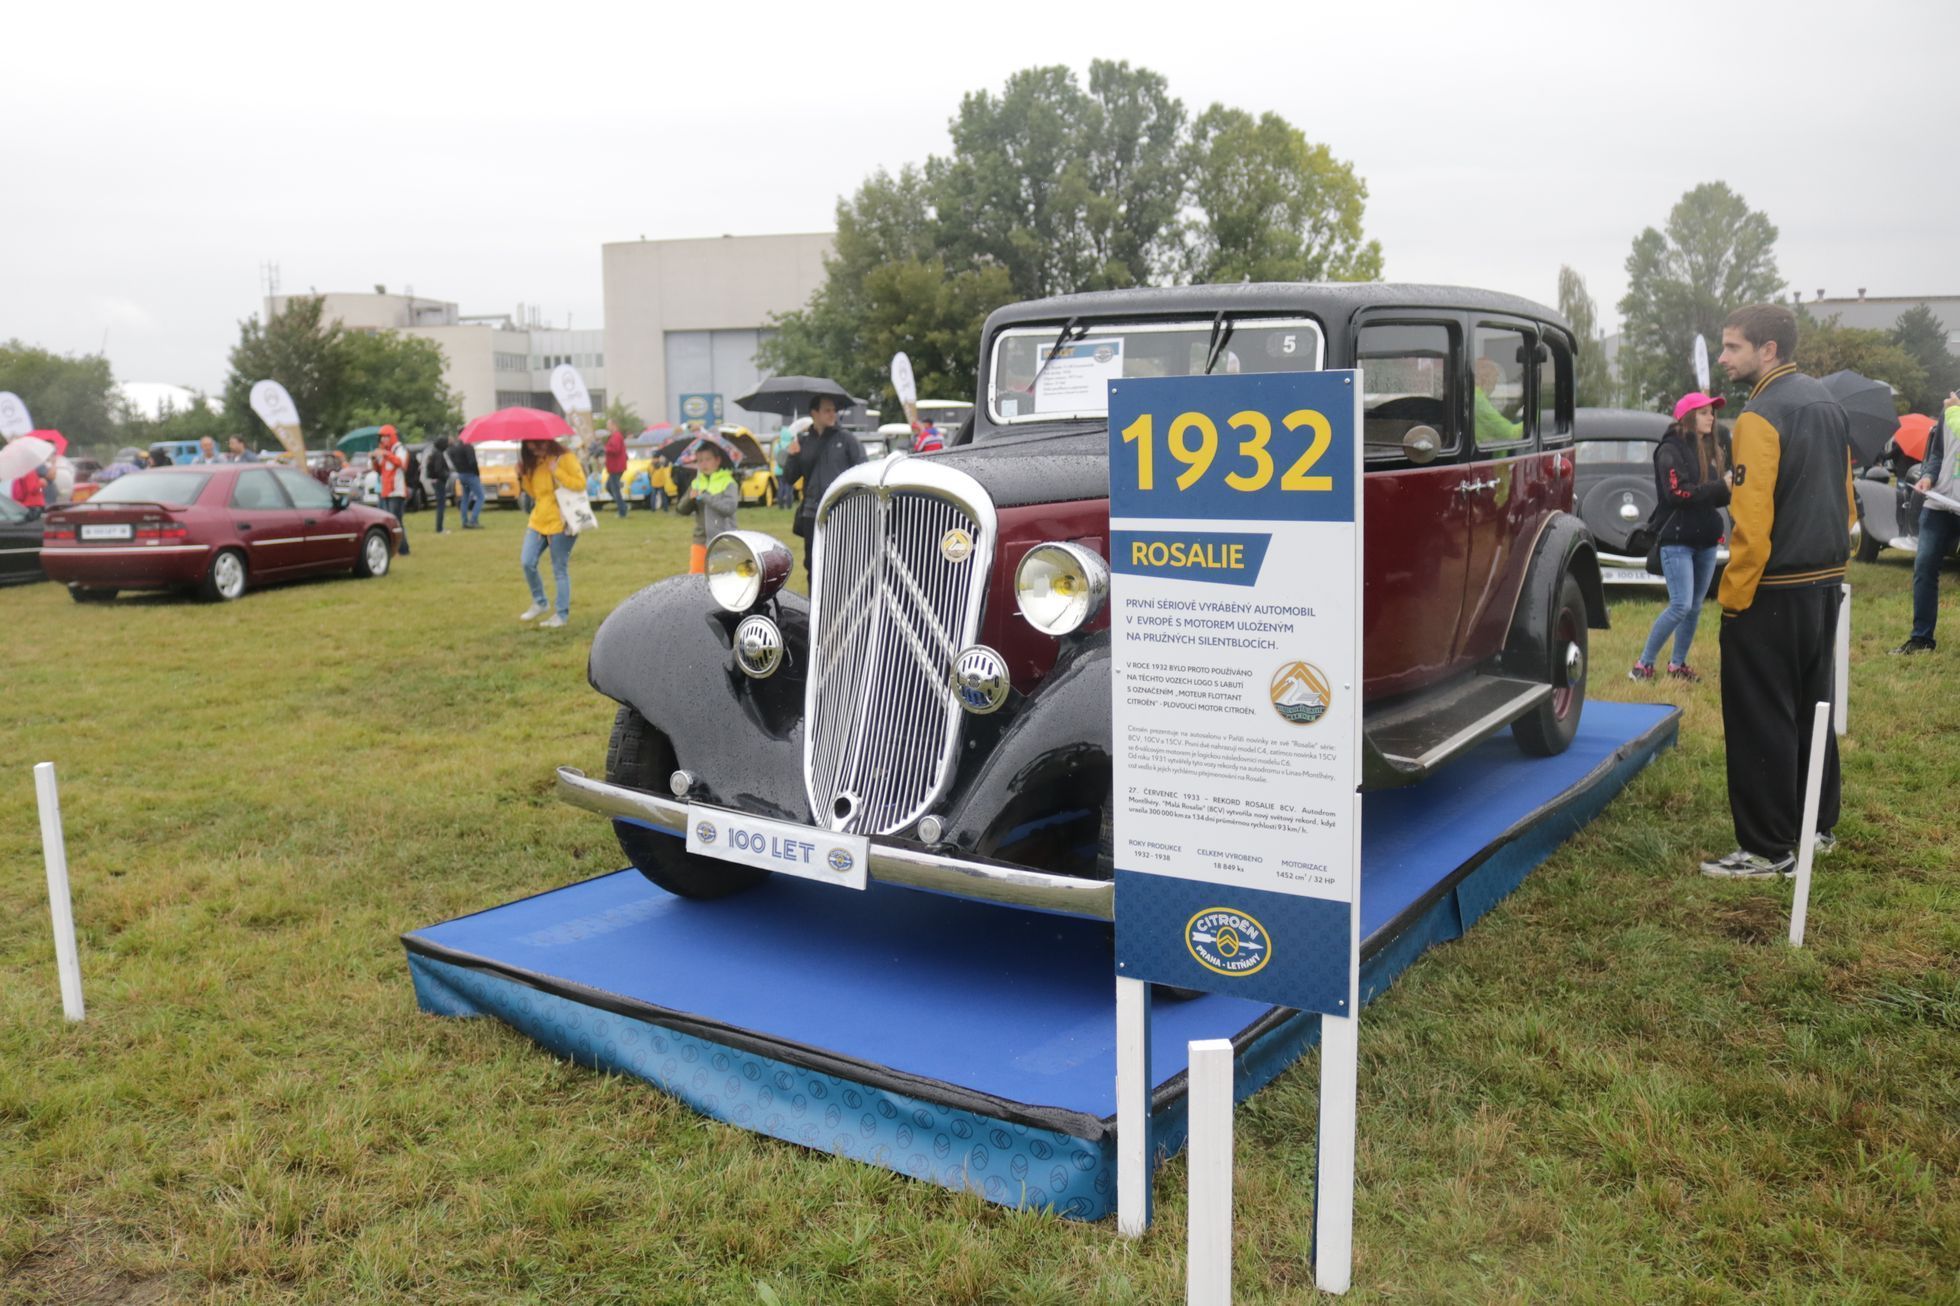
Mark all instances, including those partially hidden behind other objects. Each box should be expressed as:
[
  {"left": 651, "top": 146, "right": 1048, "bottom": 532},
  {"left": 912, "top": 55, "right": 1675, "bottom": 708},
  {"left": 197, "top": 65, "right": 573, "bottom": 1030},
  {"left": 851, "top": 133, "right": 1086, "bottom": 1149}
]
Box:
[
  {"left": 1512, "top": 572, "right": 1587, "bottom": 757},
  {"left": 355, "top": 529, "right": 392, "bottom": 578},
  {"left": 199, "top": 548, "right": 248, "bottom": 602},
  {"left": 606, "top": 705, "right": 769, "bottom": 900}
]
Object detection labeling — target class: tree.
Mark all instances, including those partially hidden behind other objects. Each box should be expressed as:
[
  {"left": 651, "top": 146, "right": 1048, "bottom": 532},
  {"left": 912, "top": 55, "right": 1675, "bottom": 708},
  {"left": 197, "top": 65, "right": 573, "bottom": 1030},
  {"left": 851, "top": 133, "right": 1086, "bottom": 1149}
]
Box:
[
  {"left": 122, "top": 394, "right": 233, "bottom": 448},
  {"left": 604, "top": 397, "right": 644, "bottom": 435},
  {"left": 1557, "top": 267, "right": 1614, "bottom": 408},
  {"left": 222, "top": 297, "right": 348, "bottom": 451},
  {"left": 1180, "top": 106, "right": 1382, "bottom": 285},
  {"left": 0, "top": 340, "right": 121, "bottom": 453},
  {"left": 1616, "top": 182, "right": 1782, "bottom": 411},
  {"left": 336, "top": 329, "right": 462, "bottom": 443},
  {"left": 1889, "top": 304, "right": 1960, "bottom": 413},
  {"left": 1796, "top": 312, "right": 1924, "bottom": 412}
]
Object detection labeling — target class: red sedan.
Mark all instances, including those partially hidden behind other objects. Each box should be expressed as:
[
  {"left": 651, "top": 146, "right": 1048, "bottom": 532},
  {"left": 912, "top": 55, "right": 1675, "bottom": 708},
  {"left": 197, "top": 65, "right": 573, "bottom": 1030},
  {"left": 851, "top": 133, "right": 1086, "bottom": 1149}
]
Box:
[{"left": 41, "top": 465, "right": 402, "bottom": 602}]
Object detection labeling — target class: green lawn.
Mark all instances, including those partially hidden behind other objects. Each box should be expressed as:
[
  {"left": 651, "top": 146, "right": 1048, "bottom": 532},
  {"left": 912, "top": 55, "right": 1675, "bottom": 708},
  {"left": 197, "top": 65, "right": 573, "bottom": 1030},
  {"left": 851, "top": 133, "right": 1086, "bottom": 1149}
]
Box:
[{"left": 1, "top": 507, "right": 1954, "bottom": 1303}]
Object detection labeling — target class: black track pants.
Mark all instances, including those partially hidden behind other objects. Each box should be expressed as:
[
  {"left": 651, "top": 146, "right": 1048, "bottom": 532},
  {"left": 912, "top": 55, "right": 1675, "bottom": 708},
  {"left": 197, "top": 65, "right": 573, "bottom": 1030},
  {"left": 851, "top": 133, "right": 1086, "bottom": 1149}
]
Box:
[{"left": 1719, "top": 585, "right": 1842, "bottom": 859}]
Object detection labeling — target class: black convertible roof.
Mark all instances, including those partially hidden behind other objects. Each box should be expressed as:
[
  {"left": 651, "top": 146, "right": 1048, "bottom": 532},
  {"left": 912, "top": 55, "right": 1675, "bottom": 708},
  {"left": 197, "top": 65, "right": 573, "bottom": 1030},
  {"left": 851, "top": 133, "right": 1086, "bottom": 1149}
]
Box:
[{"left": 983, "top": 282, "right": 1572, "bottom": 337}]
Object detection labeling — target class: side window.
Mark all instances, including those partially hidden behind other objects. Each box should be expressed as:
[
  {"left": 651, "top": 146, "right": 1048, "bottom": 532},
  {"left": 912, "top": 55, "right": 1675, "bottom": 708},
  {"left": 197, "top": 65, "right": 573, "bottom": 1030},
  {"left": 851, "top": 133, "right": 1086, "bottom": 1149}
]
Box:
[
  {"left": 274, "top": 468, "right": 333, "bottom": 510},
  {"left": 1357, "top": 323, "right": 1456, "bottom": 463},
  {"left": 1536, "top": 335, "right": 1573, "bottom": 445},
  {"left": 228, "top": 470, "right": 285, "bottom": 510},
  {"left": 1470, "top": 325, "right": 1530, "bottom": 450}
]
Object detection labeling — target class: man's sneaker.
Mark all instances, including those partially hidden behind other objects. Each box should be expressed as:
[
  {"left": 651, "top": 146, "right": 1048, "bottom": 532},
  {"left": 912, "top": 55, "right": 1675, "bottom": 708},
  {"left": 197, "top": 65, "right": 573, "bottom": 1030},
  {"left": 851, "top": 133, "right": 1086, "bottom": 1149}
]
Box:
[
  {"left": 519, "top": 604, "right": 546, "bottom": 621},
  {"left": 1629, "top": 662, "right": 1657, "bottom": 682},
  {"left": 1812, "top": 831, "right": 1837, "bottom": 856},
  {"left": 1666, "top": 662, "right": 1702, "bottom": 682},
  {"left": 1699, "top": 848, "right": 1795, "bottom": 879},
  {"left": 539, "top": 614, "right": 567, "bottom": 629},
  {"left": 1889, "top": 637, "right": 1936, "bottom": 655}
]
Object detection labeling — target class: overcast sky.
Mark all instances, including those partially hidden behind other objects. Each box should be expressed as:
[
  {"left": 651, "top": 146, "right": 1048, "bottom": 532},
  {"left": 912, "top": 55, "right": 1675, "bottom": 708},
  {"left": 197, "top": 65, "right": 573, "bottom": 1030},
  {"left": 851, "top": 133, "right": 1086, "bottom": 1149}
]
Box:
[{"left": 6, "top": 0, "right": 1955, "bottom": 395}]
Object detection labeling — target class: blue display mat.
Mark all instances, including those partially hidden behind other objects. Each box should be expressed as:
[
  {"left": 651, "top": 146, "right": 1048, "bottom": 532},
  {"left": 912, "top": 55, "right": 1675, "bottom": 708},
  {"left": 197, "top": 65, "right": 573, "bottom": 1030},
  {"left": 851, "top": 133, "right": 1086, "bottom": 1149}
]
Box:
[{"left": 406, "top": 701, "right": 1677, "bottom": 1219}]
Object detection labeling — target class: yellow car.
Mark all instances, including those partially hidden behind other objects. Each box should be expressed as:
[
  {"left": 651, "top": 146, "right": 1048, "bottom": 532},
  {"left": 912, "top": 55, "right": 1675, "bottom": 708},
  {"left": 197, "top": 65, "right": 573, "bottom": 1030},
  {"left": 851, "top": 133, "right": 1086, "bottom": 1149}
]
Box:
[{"left": 475, "top": 441, "right": 523, "bottom": 507}]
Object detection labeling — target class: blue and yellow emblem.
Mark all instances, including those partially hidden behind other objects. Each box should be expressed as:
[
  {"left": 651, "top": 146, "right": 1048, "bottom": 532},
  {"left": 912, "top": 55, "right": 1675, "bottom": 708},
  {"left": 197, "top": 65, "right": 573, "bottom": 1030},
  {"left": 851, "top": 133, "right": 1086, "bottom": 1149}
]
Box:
[
  {"left": 827, "top": 847, "right": 855, "bottom": 874},
  {"left": 1185, "top": 907, "right": 1272, "bottom": 977},
  {"left": 694, "top": 820, "right": 717, "bottom": 845},
  {"left": 1269, "top": 660, "right": 1331, "bottom": 725}
]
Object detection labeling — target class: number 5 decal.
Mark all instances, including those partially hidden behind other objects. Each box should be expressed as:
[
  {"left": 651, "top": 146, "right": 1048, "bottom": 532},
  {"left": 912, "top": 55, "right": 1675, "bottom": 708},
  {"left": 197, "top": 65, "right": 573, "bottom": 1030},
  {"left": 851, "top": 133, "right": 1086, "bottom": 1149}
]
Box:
[{"left": 1280, "top": 409, "right": 1333, "bottom": 491}]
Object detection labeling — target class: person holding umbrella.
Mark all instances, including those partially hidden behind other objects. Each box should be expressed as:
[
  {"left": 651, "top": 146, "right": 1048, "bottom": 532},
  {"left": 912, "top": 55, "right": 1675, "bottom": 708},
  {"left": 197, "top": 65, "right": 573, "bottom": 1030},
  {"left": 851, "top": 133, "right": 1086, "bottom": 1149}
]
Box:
[
  {"left": 783, "top": 395, "right": 866, "bottom": 578},
  {"left": 517, "top": 435, "right": 587, "bottom": 628}
]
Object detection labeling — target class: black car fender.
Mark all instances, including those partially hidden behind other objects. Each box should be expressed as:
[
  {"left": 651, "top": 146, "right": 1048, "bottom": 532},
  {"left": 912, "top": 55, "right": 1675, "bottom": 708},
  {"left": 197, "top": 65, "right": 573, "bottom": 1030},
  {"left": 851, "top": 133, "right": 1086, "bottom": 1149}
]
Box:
[
  {"left": 1501, "top": 512, "right": 1608, "bottom": 680},
  {"left": 587, "top": 575, "right": 815, "bottom": 822},
  {"left": 936, "top": 631, "right": 1113, "bottom": 858}
]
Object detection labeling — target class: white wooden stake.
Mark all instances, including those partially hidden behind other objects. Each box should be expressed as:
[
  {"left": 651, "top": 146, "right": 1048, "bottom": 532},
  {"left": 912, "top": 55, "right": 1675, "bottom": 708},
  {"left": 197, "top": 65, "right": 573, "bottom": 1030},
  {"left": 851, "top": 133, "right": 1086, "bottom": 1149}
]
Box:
[
  {"left": 1186, "top": 1039, "right": 1234, "bottom": 1306},
  {"left": 1788, "top": 702, "right": 1832, "bottom": 948},
  {"left": 1833, "top": 584, "right": 1850, "bottom": 737},
  {"left": 1116, "top": 974, "right": 1152, "bottom": 1237},
  {"left": 35, "top": 762, "right": 85, "bottom": 1021}
]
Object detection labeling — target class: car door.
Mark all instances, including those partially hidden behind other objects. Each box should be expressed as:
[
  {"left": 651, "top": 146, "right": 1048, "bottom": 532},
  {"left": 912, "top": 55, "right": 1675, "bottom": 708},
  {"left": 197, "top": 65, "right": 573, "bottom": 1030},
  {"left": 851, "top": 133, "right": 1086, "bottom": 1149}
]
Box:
[
  {"left": 0, "top": 494, "right": 41, "bottom": 583},
  {"left": 272, "top": 467, "right": 351, "bottom": 570},
  {"left": 226, "top": 468, "right": 309, "bottom": 577},
  {"left": 1355, "top": 317, "right": 1471, "bottom": 699},
  {"left": 1455, "top": 319, "right": 1543, "bottom": 663}
]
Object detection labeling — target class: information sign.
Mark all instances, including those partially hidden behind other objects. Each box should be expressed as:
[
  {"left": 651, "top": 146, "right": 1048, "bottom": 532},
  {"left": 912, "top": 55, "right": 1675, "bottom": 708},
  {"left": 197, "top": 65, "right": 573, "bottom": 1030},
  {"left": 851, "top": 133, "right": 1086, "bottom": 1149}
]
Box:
[{"left": 1110, "top": 370, "right": 1363, "bottom": 1015}]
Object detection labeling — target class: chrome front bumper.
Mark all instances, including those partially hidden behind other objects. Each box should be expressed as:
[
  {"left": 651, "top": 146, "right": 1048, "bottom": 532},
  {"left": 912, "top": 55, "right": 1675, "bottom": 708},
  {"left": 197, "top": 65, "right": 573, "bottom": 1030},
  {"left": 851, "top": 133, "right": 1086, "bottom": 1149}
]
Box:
[{"left": 555, "top": 766, "right": 1115, "bottom": 921}]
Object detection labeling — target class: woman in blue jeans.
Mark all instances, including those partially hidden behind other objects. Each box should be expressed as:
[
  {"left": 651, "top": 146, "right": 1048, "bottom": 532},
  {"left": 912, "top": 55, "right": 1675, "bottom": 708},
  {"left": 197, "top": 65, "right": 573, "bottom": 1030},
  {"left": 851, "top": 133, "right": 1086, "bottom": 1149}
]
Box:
[
  {"left": 516, "top": 436, "right": 586, "bottom": 629},
  {"left": 1634, "top": 392, "right": 1732, "bottom": 682}
]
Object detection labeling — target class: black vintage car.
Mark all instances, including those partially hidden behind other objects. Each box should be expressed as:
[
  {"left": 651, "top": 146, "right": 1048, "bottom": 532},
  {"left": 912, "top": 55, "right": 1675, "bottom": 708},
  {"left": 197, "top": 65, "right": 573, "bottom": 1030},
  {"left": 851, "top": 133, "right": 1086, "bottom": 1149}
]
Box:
[
  {"left": 1852, "top": 440, "right": 1959, "bottom": 564},
  {"left": 559, "top": 283, "right": 1608, "bottom": 920},
  {"left": 0, "top": 492, "right": 44, "bottom": 585},
  {"left": 1574, "top": 407, "right": 1731, "bottom": 586}
]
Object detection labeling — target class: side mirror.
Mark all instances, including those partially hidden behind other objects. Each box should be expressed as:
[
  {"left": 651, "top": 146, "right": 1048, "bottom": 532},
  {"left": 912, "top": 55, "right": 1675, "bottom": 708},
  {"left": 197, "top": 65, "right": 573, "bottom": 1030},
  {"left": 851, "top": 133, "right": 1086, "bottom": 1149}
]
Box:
[
  {"left": 331, "top": 493, "right": 350, "bottom": 510},
  {"left": 1402, "top": 425, "right": 1441, "bottom": 465}
]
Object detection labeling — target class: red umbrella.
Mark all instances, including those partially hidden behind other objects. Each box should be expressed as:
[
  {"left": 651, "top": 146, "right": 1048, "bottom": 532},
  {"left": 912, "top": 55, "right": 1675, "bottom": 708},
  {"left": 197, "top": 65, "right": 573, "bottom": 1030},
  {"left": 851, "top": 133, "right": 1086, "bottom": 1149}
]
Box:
[
  {"left": 1892, "top": 413, "right": 1935, "bottom": 463},
  {"left": 30, "top": 429, "right": 67, "bottom": 455},
  {"left": 459, "top": 407, "right": 573, "bottom": 444}
]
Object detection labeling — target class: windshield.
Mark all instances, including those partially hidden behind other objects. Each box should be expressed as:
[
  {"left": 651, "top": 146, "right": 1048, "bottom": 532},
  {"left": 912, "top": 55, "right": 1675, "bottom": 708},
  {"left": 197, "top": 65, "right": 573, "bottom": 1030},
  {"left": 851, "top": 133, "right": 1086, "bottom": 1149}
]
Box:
[
  {"left": 988, "top": 317, "right": 1324, "bottom": 424},
  {"left": 478, "top": 446, "right": 519, "bottom": 467},
  {"left": 1575, "top": 439, "right": 1658, "bottom": 465},
  {"left": 87, "top": 471, "right": 211, "bottom": 507},
  {"left": 0, "top": 494, "right": 24, "bottom": 523}
]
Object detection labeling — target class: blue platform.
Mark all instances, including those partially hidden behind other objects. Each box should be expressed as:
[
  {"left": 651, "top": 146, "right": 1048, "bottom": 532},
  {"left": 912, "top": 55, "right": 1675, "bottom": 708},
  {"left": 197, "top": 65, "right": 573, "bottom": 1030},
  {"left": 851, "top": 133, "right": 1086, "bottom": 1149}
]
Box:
[{"left": 405, "top": 700, "right": 1677, "bottom": 1220}]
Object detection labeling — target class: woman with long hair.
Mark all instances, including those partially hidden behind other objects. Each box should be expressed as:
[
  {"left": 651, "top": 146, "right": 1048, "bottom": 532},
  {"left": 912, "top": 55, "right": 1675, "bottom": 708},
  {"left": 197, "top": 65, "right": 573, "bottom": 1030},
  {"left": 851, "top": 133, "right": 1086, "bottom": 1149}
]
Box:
[
  {"left": 1633, "top": 392, "right": 1732, "bottom": 681},
  {"left": 517, "top": 436, "right": 587, "bottom": 629}
]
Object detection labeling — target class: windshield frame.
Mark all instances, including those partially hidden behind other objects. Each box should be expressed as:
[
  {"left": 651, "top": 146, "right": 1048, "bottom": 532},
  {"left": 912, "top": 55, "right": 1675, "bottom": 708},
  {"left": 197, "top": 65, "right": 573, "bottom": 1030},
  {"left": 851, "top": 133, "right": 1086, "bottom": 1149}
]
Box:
[{"left": 985, "top": 315, "right": 1327, "bottom": 427}]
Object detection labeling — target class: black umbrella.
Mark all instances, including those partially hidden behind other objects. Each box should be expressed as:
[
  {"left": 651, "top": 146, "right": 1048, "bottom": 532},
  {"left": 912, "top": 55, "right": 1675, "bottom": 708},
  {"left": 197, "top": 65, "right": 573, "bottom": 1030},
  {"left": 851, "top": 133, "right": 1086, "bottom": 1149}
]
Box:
[
  {"left": 735, "top": 375, "right": 861, "bottom": 418},
  {"left": 1820, "top": 370, "right": 1902, "bottom": 466}
]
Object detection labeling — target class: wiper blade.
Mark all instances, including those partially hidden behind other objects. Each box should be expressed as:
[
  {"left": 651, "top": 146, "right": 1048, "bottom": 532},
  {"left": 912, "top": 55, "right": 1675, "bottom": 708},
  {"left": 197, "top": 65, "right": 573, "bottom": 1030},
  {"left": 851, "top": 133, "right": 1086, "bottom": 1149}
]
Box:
[
  {"left": 1203, "top": 313, "right": 1235, "bottom": 376},
  {"left": 1025, "top": 317, "right": 1085, "bottom": 394}
]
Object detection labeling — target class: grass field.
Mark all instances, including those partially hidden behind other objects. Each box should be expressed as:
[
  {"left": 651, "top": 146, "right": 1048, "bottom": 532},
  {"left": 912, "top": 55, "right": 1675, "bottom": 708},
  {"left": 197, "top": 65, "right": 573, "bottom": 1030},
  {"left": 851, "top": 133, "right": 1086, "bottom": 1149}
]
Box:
[{"left": 1, "top": 504, "right": 1955, "bottom": 1303}]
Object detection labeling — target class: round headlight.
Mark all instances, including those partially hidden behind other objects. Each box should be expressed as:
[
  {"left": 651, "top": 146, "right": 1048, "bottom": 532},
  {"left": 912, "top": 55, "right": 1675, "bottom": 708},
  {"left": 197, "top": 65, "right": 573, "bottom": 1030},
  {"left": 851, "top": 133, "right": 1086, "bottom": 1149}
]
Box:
[
  {"left": 1014, "top": 542, "right": 1110, "bottom": 636},
  {"left": 706, "top": 530, "right": 793, "bottom": 613}
]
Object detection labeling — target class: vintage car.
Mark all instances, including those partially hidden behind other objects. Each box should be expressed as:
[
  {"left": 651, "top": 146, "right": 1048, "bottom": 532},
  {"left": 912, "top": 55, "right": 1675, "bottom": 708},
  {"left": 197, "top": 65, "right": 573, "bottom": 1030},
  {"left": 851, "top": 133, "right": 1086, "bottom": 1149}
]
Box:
[
  {"left": 1853, "top": 442, "right": 1956, "bottom": 563},
  {"left": 0, "top": 492, "right": 44, "bottom": 585},
  {"left": 1574, "top": 407, "right": 1731, "bottom": 586},
  {"left": 475, "top": 441, "right": 525, "bottom": 507},
  {"left": 557, "top": 283, "right": 1607, "bottom": 920}
]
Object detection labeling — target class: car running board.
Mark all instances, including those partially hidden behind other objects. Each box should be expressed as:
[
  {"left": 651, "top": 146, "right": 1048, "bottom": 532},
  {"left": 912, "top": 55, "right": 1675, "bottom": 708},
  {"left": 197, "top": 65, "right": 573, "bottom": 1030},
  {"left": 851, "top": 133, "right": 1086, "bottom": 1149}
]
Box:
[{"left": 1363, "top": 674, "right": 1552, "bottom": 788}]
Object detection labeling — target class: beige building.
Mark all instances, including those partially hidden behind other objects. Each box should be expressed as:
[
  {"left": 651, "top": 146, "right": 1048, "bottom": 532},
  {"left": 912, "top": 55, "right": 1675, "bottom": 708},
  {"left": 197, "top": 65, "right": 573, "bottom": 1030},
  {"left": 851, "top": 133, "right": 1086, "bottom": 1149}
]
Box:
[
  {"left": 1800, "top": 290, "right": 1960, "bottom": 351},
  {"left": 602, "top": 233, "right": 832, "bottom": 432},
  {"left": 266, "top": 290, "right": 607, "bottom": 424}
]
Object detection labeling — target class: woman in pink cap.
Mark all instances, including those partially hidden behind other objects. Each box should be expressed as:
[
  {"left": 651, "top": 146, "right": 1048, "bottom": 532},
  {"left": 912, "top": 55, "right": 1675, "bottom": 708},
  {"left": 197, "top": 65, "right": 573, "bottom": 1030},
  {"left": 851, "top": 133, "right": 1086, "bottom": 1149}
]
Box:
[{"left": 1632, "top": 391, "right": 1732, "bottom": 682}]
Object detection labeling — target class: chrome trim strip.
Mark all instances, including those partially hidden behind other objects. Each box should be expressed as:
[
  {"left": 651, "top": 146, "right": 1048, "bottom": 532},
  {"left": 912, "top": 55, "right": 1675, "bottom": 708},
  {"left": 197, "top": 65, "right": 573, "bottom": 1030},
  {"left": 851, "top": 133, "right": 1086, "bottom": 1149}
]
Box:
[
  {"left": 40, "top": 544, "right": 208, "bottom": 555},
  {"left": 1382, "top": 684, "right": 1553, "bottom": 771},
  {"left": 556, "top": 767, "right": 1114, "bottom": 920},
  {"left": 310, "top": 533, "right": 358, "bottom": 542}
]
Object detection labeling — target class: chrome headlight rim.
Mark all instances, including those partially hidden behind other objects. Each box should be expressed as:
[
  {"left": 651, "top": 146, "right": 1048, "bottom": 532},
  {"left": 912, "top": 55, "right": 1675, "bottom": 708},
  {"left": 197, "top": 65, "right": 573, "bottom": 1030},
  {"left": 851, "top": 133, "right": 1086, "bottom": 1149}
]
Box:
[
  {"left": 706, "top": 530, "right": 794, "bottom": 613},
  {"left": 1014, "top": 541, "right": 1110, "bottom": 636}
]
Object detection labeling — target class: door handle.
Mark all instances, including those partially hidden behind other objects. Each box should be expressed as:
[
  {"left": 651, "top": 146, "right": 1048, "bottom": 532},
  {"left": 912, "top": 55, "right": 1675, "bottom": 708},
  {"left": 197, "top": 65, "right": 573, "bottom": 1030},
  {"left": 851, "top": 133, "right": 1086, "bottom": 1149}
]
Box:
[
  {"left": 1455, "top": 478, "right": 1499, "bottom": 494},
  {"left": 236, "top": 522, "right": 253, "bottom": 531},
  {"left": 303, "top": 518, "right": 318, "bottom": 526}
]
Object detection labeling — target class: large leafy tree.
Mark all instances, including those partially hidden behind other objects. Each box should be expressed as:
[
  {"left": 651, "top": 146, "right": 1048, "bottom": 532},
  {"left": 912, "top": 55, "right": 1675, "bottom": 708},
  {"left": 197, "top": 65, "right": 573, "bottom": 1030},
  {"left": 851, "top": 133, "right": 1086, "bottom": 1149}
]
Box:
[
  {"left": 1889, "top": 303, "right": 1960, "bottom": 413},
  {"left": 1795, "top": 312, "right": 1924, "bottom": 413},
  {"left": 1557, "top": 267, "right": 1615, "bottom": 408},
  {"left": 0, "top": 340, "right": 122, "bottom": 452},
  {"left": 221, "top": 297, "right": 460, "bottom": 448},
  {"left": 764, "top": 63, "right": 1383, "bottom": 411},
  {"left": 1180, "top": 106, "right": 1382, "bottom": 285},
  {"left": 1616, "top": 182, "right": 1782, "bottom": 411}
]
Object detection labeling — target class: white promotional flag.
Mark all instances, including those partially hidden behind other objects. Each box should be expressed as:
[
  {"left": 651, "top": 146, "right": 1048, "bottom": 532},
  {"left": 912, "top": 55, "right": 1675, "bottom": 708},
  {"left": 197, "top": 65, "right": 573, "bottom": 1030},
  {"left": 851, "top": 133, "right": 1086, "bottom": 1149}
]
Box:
[
  {"left": 551, "top": 363, "right": 596, "bottom": 448},
  {"left": 0, "top": 391, "right": 33, "bottom": 439},
  {"left": 1693, "top": 335, "right": 1711, "bottom": 392},
  {"left": 891, "top": 352, "right": 918, "bottom": 426},
  {"left": 249, "top": 379, "right": 307, "bottom": 463}
]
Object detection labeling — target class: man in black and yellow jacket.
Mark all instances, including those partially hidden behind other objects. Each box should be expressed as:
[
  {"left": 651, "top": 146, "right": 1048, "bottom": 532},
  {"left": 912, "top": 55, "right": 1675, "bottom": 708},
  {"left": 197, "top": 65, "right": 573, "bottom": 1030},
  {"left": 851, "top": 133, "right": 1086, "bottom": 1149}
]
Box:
[{"left": 1701, "top": 303, "right": 1856, "bottom": 879}]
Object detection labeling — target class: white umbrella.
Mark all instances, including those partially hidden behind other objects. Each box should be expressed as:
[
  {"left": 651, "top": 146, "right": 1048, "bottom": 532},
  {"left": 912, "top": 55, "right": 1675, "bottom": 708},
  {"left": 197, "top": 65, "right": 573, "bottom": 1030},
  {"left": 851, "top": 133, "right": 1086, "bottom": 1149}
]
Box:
[{"left": 0, "top": 436, "right": 56, "bottom": 485}]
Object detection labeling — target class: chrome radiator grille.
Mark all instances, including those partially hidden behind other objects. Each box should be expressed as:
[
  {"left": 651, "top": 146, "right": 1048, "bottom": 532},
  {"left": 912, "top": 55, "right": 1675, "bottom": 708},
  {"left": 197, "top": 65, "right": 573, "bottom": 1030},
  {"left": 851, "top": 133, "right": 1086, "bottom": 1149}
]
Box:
[{"left": 804, "top": 460, "right": 996, "bottom": 835}]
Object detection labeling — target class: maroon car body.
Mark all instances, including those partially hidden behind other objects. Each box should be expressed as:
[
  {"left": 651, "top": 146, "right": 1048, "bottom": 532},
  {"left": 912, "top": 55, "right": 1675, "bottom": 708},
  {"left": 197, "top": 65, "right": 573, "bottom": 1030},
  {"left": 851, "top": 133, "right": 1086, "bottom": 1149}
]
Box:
[{"left": 41, "top": 465, "right": 401, "bottom": 601}]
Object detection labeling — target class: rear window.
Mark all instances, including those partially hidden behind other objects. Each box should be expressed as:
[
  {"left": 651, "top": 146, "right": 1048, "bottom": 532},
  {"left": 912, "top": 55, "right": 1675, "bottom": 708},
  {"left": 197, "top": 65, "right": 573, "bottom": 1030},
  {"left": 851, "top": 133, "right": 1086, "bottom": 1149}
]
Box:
[
  {"left": 478, "top": 447, "right": 519, "bottom": 467},
  {"left": 988, "top": 317, "right": 1325, "bottom": 425},
  {"left": 87, "top": 472, "right": 211, "bottom": 507}
]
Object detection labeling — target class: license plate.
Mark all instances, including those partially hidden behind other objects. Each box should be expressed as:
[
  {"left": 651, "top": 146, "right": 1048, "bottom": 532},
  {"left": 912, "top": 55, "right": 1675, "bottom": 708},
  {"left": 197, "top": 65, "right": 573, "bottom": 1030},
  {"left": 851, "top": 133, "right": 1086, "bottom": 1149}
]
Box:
[
  {"left": 1601, "top": 567, "right": 1655, "bottom": 584},
  {"left": 685, "top": 805, "right": 869, "bottom": 890},
  {"left": 80, "top": 524, "right": 132, "bottom": 541}
]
